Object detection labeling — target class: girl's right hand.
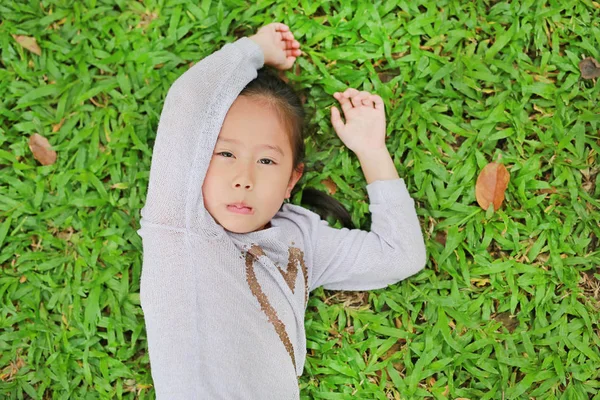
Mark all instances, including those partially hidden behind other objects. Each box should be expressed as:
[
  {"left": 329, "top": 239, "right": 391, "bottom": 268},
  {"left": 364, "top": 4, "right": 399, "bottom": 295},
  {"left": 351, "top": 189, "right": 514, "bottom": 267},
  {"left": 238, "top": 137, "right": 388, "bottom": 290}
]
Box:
[{"left": 249, "top": 23, "right": 301, "bottom": 70}]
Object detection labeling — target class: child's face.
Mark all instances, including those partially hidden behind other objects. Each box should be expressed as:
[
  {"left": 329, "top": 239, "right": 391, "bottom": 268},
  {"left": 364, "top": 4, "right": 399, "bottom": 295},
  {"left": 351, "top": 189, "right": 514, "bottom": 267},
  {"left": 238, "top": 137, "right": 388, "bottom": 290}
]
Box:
[{"left": 202, "top": 95, "right": 303, "bottom": 234}]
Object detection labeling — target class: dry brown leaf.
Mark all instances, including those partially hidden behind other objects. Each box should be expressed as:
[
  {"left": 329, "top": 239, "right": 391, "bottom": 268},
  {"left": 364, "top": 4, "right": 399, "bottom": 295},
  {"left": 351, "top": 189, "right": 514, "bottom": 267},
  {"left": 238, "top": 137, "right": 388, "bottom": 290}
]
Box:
[
  {"left": 492, "top": 311, "right": 518, "bottom": 333},
  {"left": 394, "top": 317, "right": 402, "bottom": 329},
  {"left": 470, "top": 277, "right": 491, "bottom": 287},
  {"left": 136, "top": 10, "right": 159, "bottom": 30},
  {"left": 12, "top": 35, "right": 41, "bottom": 56},
  {"left": 475, "top": 162, "right": 510, "bottom": 211},
  {"left": 52, "top": 118, "right": 65, "bottom": 133},
  {"left": 442, "top": 386, "right": 450, "bottom": 397},
  {"left": 28, "top": 134, "right": 57, "bottom": 165},
  {"left": 435, "top": 230, "right": 447, "bottom": 246},
  {"left": 579, "top": 57, "right": 600, "bottom": 79},
  {"left": 321, "top": 178, "right": 337, "bottom": 195}
]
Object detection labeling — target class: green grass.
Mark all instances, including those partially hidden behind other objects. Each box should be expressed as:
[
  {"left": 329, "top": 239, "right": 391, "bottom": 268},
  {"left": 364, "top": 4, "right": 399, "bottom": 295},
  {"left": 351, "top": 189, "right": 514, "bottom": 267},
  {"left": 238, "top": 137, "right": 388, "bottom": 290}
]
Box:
[{"left": 1, "top": 0, "right": 600, "bottom": 398}]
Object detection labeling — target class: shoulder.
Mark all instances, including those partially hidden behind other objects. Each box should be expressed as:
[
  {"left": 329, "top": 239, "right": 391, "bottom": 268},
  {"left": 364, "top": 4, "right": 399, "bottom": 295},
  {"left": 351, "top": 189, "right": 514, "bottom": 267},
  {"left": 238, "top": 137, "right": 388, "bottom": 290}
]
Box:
[
  {"left": 275, "top": 203, "right": 329, "bottom": 227},
  {"left": 272, "top": 204, "right": 330, "bottom": 255}
]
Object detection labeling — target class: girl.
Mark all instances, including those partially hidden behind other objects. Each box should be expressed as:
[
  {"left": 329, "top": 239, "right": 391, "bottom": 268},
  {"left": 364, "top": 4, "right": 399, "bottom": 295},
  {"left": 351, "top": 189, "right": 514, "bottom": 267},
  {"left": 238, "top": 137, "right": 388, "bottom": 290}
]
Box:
[{"left": 138, "top": 22, "right": 427, "bottom": 399}]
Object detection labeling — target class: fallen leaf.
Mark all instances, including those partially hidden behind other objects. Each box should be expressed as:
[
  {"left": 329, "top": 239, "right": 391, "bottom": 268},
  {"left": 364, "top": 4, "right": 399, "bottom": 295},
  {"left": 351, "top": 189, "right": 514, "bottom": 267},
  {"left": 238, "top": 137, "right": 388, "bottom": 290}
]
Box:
[
  {"left": 492, "top": 311, "right": 518, "bottom": 333},
  {"left": 470, "top": 277, "right": 490, "bottom": 287},
  {"left": 435, "top": 230, "right": 447, "bottom": 246},
  {"left": 321, "top": 178, "right": 337, "bottom": 195},
  {"left": 579, "top": 57, "right": 600, "bottom": 79},
  {"left": 110, "top": 182, "right": 129, "bottom": 189},
  {"left": 12, "top": 35, "right": 41, "bottom": 56},
  {"left": 28, "top": 134, "right": 57, "bottom": 165},
  {"left": 136, "top": 10, "right": 159, "bottom": 31},
  {"left": 52, "top": 118, "right": 65, "bottom": 133},
  {"left": 475, "top": 162, "right": 510, "bottom": 211}
]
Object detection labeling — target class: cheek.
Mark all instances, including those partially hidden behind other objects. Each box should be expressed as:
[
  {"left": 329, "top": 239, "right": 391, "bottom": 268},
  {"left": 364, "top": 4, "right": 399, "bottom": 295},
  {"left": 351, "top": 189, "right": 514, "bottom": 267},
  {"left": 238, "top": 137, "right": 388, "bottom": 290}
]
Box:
[
  {"left": 202, "top": 165, "right": 221, "bottom": 199},
  {"left": 204, "top": 160, "right": 226, "bottom": 182}
]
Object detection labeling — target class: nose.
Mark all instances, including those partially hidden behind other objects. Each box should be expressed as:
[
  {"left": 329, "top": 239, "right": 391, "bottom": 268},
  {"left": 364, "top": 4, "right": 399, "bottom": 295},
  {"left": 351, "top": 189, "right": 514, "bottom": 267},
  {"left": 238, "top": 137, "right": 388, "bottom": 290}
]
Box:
[
  {"left": 234, "top": 181, "right": 252, "bottom": 190},
  {"left": 232, "top": 165, "right": 253, "bottom": 190}
]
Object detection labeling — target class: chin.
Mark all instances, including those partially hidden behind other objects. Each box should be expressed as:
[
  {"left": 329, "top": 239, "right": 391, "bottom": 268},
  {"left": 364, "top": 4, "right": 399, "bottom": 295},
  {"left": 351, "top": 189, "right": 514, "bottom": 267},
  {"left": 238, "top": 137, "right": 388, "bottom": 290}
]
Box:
[
  {"left": 223, "top": 226, "right": 249, "bottom": 234},
  {"left": 222, "top": 223, "right": 256, "bottom": 234}
]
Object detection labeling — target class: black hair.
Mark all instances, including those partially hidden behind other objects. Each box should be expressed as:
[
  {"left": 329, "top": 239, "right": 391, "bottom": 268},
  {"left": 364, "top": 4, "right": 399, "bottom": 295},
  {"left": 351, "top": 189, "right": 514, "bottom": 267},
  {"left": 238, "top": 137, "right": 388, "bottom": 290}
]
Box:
[{"left": 239, "top": 67, "right": 355, "bottom": 230}]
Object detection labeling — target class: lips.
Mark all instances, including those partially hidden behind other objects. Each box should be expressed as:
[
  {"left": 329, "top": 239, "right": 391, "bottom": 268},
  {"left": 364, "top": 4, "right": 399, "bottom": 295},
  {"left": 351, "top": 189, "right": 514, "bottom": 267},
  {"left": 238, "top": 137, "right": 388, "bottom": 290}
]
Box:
[
  {"left": 227, "top": 203, "right": 254, "bottom": 215},
  {"left": 229, "top": 202, "right": 252, "bottom": 209}
]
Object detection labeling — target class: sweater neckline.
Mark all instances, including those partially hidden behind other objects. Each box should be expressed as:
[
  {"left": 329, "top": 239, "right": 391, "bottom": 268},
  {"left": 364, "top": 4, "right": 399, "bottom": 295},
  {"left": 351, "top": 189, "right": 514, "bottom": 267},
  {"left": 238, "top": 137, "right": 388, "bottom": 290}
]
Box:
[{"left": 228, "top": 223, "right": 281, "bottom": 240}]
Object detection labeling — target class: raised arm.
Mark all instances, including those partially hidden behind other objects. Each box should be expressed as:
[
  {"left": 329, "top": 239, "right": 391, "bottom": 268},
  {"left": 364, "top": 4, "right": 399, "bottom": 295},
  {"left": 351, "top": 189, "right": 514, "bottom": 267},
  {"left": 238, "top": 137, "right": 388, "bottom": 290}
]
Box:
[
  {"left": 140, "top": 23, "right": 300, "bottom": 236},
  {"left": 140, "top": 37, "right": 264, "bottom": 236}
]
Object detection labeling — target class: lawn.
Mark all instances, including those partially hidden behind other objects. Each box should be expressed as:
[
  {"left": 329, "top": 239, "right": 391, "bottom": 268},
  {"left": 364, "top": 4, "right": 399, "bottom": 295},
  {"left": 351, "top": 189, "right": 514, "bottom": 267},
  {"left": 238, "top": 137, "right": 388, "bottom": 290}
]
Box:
[{"left": 1, "top": 0, "right": 600, "bottom": 399}]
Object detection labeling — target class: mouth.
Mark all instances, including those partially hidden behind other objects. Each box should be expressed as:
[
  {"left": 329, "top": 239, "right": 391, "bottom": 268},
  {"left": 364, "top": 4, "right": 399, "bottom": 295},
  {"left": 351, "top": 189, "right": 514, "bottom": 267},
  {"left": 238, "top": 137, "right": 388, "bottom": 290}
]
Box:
[{"left": 227, "top": 204, "right": 254, "bottom": 215}]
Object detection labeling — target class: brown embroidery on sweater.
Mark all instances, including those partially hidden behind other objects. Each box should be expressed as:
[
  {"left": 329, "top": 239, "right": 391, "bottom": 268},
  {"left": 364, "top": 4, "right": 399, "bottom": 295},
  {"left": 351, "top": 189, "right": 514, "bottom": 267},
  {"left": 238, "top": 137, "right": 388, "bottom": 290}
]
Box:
[
  {"left": 244, "top": 244, "right": 309, "bottom": 370},
  {"left": 278, "top": 248, "right": 299, "bottom": 292},
  {"left": 248, "top": 244, "right": 265, "bottom": 258},
  {"left": 245, "top": 248, "right": 296, "bottom": 369},
  {"left": 300, "top": 252, "right": 308, "bottom": 307},
  {"left": 279, "top": 247, "right": 309, "bottom": 308}
]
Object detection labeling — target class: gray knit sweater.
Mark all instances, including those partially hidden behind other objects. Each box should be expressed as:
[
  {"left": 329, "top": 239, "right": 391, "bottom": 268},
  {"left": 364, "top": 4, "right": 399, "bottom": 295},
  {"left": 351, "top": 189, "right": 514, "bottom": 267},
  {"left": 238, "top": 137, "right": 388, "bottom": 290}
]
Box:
[{"left": 137, "top": 36, "right": 427, "bottom": 399}]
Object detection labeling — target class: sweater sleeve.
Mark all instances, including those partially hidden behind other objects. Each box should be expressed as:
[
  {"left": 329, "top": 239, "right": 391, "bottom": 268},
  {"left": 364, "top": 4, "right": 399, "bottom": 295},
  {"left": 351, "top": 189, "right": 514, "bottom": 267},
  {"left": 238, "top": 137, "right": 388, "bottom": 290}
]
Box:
[
  {"left": 140, "top": 37, "right": 264, "bottom": 236},
  {"left": 308, "top": 178, "right": 427, "bottom": 291}
]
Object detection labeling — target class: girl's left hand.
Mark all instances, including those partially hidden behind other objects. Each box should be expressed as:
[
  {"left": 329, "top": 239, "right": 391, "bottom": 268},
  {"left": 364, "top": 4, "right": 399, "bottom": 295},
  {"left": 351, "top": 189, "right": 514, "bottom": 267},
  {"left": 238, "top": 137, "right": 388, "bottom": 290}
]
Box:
[
  {"left": 331, "top": 89, "right": 387, "bottom": 155},
  {"left": 249, "top": 23, "right": 301, "bottom": 70}
]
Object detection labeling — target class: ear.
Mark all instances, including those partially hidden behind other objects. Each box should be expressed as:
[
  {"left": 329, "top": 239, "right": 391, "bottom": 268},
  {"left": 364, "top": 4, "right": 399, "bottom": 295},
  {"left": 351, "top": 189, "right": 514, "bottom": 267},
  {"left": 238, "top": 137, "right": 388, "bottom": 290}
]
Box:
[{"left": 286, "top": 163, "right": 304, "bottom": 199}]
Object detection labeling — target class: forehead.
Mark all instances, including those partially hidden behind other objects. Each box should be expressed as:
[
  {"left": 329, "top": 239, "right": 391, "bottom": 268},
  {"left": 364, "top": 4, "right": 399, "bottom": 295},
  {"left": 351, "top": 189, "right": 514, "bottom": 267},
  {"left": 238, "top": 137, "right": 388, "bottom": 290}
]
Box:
[{"left": 219, "top": 96, "right": 290, "bottom": 152}]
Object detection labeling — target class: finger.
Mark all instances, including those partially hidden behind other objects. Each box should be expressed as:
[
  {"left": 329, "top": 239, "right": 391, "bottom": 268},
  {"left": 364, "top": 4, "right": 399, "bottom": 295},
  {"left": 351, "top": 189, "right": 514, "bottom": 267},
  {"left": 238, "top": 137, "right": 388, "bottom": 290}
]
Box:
[
  {"left": 286, "top": 49, "right": 301, "bottom": 57},
  {"left": 359, "top": 91, "right": 372, "bottom": 99},
  {"left": 355, "top": 91, "right": 373, "bottom": 106},
  {"left": 335, "top": 91, "right": 354, "bottom": 114},
  {"left": 350, "top": 92, "right": 365, "bottom": 107},
  {"left": 342, "top": 88, "right": 360, "bottom": 98},
  {"left": 343, "top": 89, "right": 361, "bottom": 107},
  {"left": 283, "top": 56, "right": 296, "bottom": 69},
  {"left": 350, "top": 92, "right": 369, "bottom": 108},
  {"left": 283, "top": 40, "right": 300, "bottom": 50},
  {"left": 275, "top": 23, "right": 290, "bottom": 32},
  {"left": 330, "top": 106, "right": 345, "bottom": 132},
  {"left": 362, "top": 96, "right": 374, "bottom": 108},
  {"left": 372, "top": 95, "right": 384, "bottom": 110},
  {"left": 282, "top": 31, "right": 294, "bottom": 41},
  {"left": 361, "top": 93, "right": 377, "bottom": 108}
]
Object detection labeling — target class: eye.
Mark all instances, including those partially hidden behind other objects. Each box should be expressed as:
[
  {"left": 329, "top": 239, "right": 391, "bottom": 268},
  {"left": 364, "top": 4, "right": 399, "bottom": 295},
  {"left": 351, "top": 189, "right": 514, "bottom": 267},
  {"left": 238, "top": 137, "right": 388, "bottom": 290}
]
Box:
[{"left": 217, "top": 152, "right": 276, "bottom": 165}]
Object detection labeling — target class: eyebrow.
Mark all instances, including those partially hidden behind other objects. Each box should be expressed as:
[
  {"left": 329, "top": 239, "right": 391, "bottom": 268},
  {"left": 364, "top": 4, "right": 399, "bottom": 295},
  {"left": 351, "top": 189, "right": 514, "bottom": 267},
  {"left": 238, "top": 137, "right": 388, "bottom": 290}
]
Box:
[{"left": 217, "top": 137, "right": 284, "bottom": 157}]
